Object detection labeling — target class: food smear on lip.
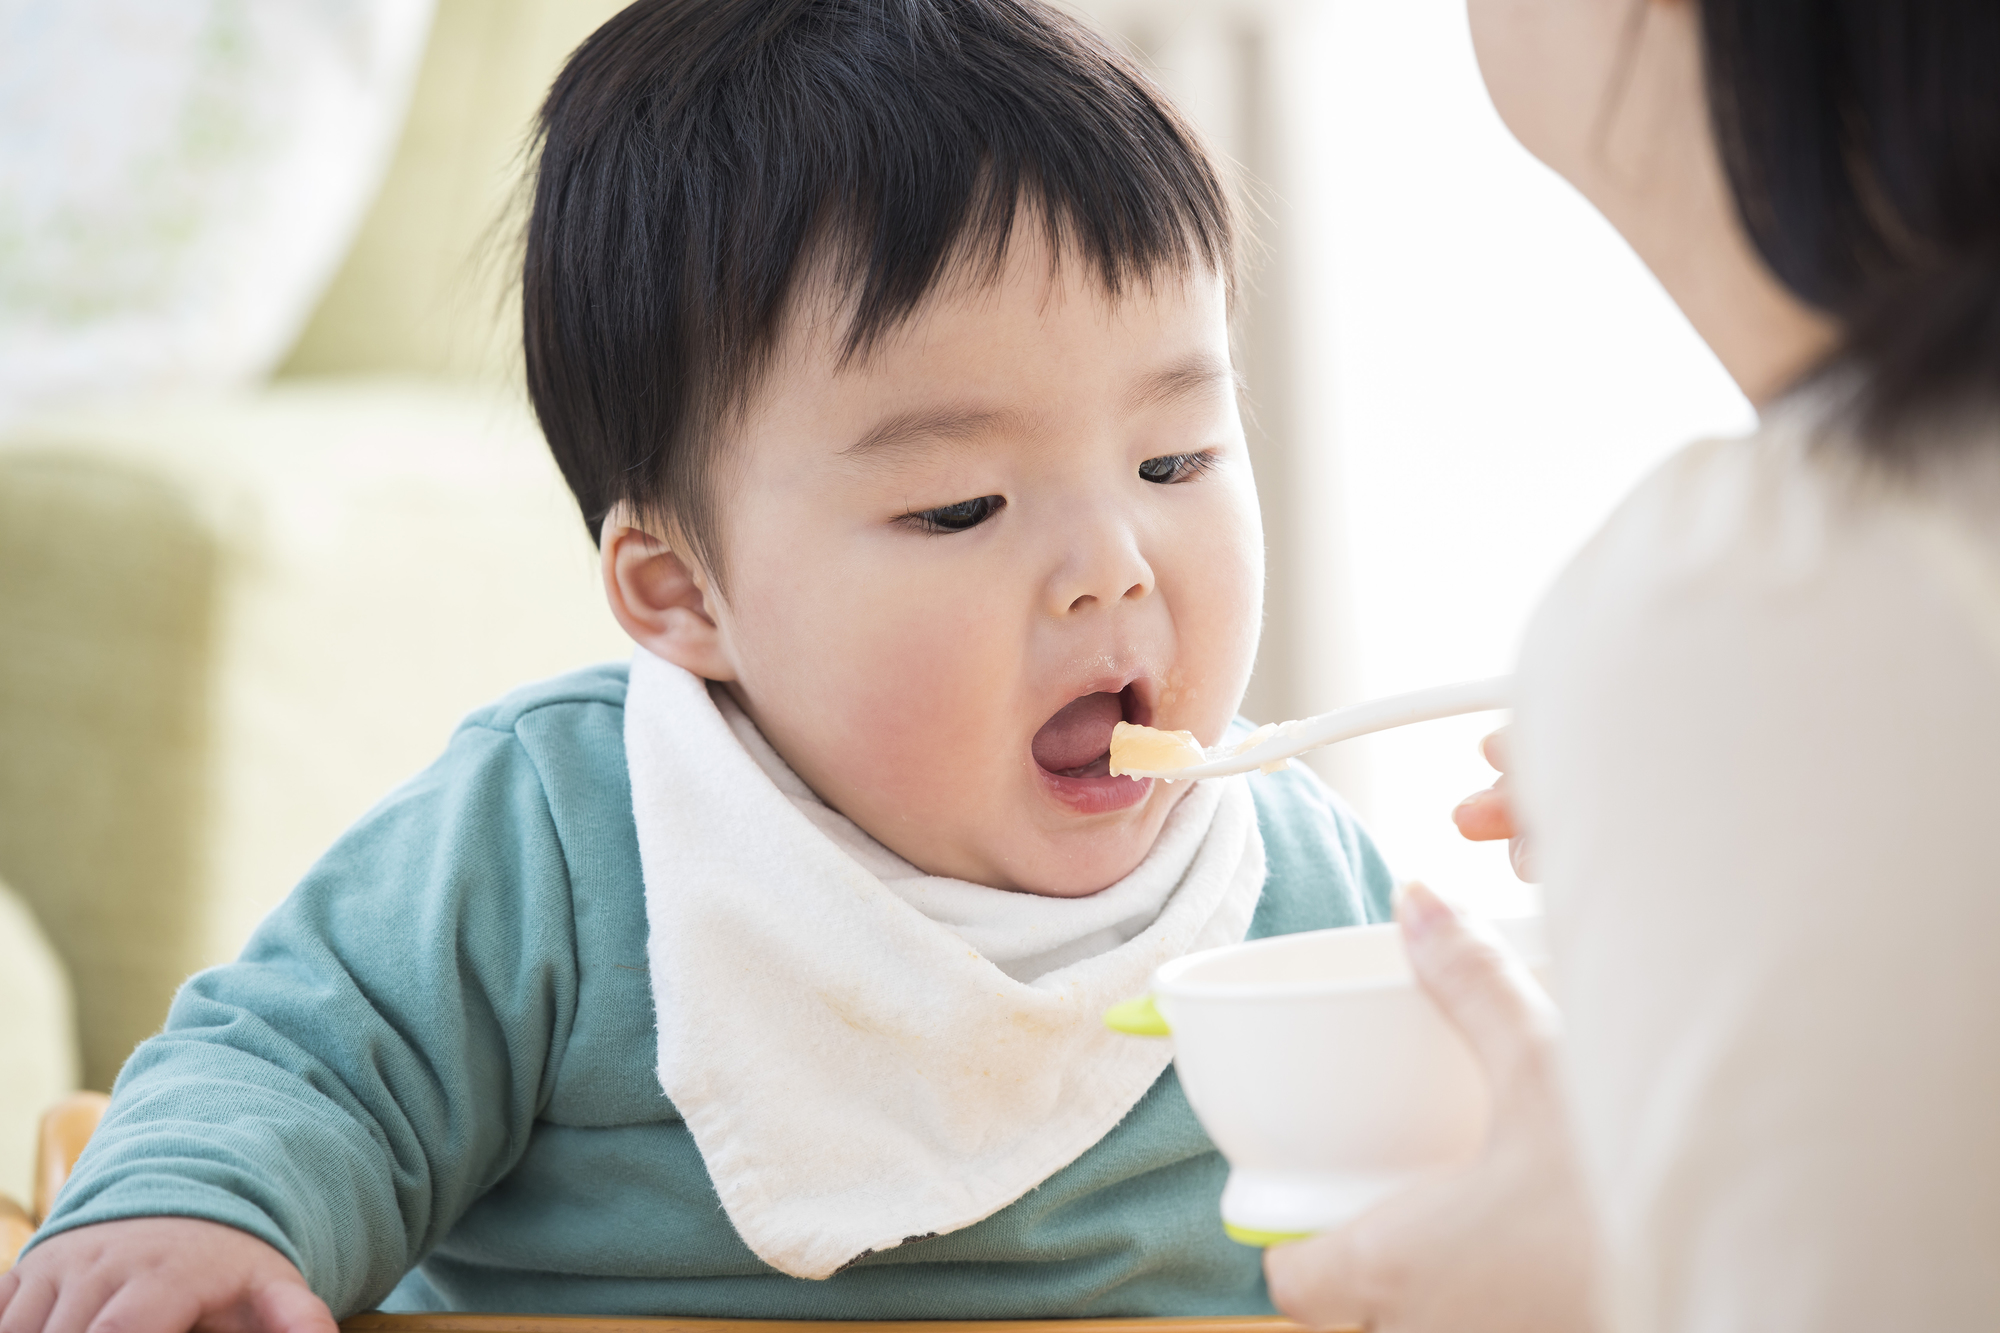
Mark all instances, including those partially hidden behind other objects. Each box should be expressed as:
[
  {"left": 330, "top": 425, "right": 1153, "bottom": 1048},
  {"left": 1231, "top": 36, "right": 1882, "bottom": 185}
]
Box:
[{"left": 1108, "top": 721, "right": 1205, "bottom": 778}]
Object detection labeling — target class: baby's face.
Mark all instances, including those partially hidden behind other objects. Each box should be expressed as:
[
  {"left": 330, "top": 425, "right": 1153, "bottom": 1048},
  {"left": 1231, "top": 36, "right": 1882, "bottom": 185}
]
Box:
[{"left": 699, "top": 236, "right": 1262, "bottom": 896}]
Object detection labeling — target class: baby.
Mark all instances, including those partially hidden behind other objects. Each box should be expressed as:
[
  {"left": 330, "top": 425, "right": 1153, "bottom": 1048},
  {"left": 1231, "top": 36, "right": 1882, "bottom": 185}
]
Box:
[{"left": 1, "top": 0, "right": 1392, "bottom": 1326}]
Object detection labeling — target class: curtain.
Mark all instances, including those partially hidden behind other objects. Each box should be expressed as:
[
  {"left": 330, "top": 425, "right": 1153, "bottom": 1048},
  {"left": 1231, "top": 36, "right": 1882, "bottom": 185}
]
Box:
[{"left": 0, "top": 0, "right": 435, "bottom": 420}]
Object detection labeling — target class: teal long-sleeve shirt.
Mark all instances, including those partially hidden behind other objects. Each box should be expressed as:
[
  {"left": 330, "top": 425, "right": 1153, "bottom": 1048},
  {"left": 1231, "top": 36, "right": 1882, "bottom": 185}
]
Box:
[{"left": 33, "top": 664, "right": 1393, "bottom": 1318}]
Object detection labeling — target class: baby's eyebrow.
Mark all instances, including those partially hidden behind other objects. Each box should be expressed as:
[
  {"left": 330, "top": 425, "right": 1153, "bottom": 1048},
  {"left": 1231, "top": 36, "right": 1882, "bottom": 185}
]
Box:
[
  {"left": 1126, "top": 355, "right": 1238, "bottom": 411},
  {"left": 840, "top": 356, "right": 1234, "bottom": 461},
  {"left": 841, "top": 404, "right": 1021, "bottom": 460}
]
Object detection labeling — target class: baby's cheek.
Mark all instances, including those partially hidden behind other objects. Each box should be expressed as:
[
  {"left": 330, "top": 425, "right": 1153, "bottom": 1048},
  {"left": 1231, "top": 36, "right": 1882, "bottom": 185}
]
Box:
[
  {"left": 1163, "top": 488, "right": 1265, "bottom": 729},
  {"left": 777, "top": 587, "right": 1019, "bottom": 812},
  {"left": 845, "top": 610, "right": 1017, "bottom": 779}
]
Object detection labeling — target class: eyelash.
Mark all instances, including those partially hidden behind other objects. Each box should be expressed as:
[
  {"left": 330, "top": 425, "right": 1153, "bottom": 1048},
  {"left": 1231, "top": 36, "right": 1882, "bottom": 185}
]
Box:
[
  {"left": 1139, "top": 451, "right": 1218, "bottom": 484},
  {"left": 900, "top": 452, "right": 1216, "bottom": 534},
  {"left": 904, "top": 494, "right": 1005, "bottom": 534}
]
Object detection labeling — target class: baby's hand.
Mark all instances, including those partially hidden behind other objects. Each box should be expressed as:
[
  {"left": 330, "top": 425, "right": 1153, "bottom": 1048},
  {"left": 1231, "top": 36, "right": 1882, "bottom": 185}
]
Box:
[
  {"left": 0, "top": 1218, "right": 333, "bottom": 1333},
  {"left": 1452, "top": 728, "right": 1534, "bottom": 881}
]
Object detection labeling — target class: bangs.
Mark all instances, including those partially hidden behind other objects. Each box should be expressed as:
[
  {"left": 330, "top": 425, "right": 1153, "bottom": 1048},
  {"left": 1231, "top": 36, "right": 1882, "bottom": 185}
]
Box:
[{"left": 523, "top": 0, "right": 1236, "bottom": 575}]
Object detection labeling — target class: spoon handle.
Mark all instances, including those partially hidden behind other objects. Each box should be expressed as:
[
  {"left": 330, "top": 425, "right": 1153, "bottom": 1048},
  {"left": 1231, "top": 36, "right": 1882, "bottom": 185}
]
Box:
[{"left": 1150, "top": 675, "right": 1515, "bottom": 780}]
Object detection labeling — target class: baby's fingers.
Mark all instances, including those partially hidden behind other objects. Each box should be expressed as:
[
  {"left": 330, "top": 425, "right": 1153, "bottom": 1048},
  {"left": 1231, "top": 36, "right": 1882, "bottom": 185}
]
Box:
[
  {"left": 75, "top": 1282, "right": 200, "bottom": 1333},
  {"left": 0, "top": 1266, "right": 55, "bottom": 1333},
  {"left": 44, "top": 1265, "right": 148, "bottom": 1333},
  {"left": 243, "top": 1281, "right": 335, "bottom": 1333}
]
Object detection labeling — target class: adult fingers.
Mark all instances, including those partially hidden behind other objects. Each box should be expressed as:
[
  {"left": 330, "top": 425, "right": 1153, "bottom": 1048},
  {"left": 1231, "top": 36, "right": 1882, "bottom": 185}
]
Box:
[
  {"left": 1450, "top": 786, "right": 1537, "bottom": 882},
  {"left": 1477, "top": 729, "right": 1535, "bottom": 880},
  {"left": 1508, "top": 834, "right": 1536, "bottom": 883},
  {"left": 1396, "top": 883, "right": 1555, "bottom": 1093},
  {"left": 1451, "top": 784, "right": 1516, "bottom": 842},
  {"left": 245, "top": 1281, "right": 335, "bottom": 1333},
  {"left": 1264, "top": 1222, "right": 1380, "bottom": 1333}
]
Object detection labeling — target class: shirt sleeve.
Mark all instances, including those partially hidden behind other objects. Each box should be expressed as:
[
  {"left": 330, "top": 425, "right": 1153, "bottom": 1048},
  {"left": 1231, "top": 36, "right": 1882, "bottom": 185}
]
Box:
[
  {"left": 28, "top": 720, "right": 582, "bottom": 1317},
  {"left": 1514, "top": 434, "right": 2000, "bottom": 1332}
]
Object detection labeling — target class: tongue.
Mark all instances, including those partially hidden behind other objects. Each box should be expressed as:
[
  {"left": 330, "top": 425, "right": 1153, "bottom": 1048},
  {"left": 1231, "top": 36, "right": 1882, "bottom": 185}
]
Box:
[{"left": 1032, "top": 691, "right": 1124, "bottom": 774}]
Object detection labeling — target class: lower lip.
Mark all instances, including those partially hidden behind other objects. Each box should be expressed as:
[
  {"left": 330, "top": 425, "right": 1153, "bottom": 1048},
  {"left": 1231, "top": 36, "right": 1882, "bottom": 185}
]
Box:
[{"left": 1038, "top": 768, "right": 1154, "bottom": 815}]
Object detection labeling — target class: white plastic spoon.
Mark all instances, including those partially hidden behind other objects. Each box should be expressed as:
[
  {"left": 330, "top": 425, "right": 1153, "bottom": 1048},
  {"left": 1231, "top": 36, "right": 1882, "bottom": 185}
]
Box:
[{"left": 1110, "top": 675, "right": 1514, "bottom": 781}]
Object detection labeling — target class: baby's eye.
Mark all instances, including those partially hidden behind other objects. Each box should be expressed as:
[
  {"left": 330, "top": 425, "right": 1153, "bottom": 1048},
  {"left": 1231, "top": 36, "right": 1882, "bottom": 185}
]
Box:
[
  {"left": 1138, "top": 452, "right": 1217, "bottom": 484},
  {"left": 904, "top": 494, "right": 1005, "bottom": 533}
]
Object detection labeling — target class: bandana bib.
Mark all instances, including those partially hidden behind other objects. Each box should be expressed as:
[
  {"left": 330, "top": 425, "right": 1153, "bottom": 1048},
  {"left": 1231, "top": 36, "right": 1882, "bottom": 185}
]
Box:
[{"left": 624, "top": 649, "right": 1266, "bottom": 1278}]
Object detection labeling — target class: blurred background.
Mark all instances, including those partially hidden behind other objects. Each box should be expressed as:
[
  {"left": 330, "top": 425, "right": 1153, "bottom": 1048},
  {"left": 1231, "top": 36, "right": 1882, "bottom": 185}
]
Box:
[{"left": 0, "top": 0, "right": 1752, "bottom": 1207}]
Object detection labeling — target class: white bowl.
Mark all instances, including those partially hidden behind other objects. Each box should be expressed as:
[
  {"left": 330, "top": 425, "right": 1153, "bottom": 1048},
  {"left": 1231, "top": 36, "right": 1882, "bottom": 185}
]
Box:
[{"left": 1143, "top": 917, "right": 1545, "bottom": 1244}]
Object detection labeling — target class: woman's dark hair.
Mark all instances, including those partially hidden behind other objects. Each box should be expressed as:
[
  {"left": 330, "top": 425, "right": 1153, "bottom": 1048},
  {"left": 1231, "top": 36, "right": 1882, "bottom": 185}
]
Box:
[
  {"left": 1701, "top": 0, "right": 2000, "bottom": 458},
  {"left": 522, "top": 0, "right": 1233, "bottom": 572}
]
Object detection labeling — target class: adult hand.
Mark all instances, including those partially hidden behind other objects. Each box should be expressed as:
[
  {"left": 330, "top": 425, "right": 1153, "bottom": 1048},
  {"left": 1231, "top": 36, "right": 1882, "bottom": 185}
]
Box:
[
  {"left": 0, "top": 1218, "right": 334, "bottom": 1333},
  {"left": 1264, "top": 883, "right": 1596, "bottom": 1333},
  {"left": 1452, "top": 730, "right": 1533, "bottom": 881}
]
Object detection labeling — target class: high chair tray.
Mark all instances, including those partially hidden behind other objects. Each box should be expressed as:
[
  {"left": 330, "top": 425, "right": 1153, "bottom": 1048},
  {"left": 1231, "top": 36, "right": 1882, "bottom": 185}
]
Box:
[{"left": 343, "top": 1316, "right": 1307, "bottom": 1333}]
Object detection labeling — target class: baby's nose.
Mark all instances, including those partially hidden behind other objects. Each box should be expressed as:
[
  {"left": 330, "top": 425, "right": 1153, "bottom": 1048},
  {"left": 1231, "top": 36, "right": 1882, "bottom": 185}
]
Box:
[
  {"left": 1046, "top": 524, "right": 1155, "bottom": 616},
  {"left": 1064, "top": 579, "right": 1147, "bottom": 614}
]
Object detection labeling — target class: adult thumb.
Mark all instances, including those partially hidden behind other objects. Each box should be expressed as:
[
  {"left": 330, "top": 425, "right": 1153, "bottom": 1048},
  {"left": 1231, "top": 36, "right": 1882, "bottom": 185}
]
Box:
[{"left": 1395, "top": 881, "right": 1556, "bottom": 1093}]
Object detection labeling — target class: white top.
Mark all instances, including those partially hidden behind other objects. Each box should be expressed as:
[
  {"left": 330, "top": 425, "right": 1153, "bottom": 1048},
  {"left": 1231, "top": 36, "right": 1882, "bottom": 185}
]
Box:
[{"left": 1513, "top": 403, "right": 2000, "bottom": 1332}]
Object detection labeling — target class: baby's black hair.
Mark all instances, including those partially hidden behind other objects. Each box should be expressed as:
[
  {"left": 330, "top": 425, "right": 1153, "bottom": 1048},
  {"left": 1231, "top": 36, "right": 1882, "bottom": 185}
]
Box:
[{"left": 523, "top": 0, "right": 1235, "bottom": 574}]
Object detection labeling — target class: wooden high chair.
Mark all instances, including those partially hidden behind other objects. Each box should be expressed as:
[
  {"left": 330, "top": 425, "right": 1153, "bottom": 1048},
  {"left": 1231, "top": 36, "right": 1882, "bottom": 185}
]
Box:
[
  {"left": 2, "top": 1099, "right": 1309, "bottom": 1333},
  {"left": 1, "top": 1091, "right": 111, "bottom": 1271},
  {"left": 346, "top": 1319, "right": 1301, "bottom": 1333}
]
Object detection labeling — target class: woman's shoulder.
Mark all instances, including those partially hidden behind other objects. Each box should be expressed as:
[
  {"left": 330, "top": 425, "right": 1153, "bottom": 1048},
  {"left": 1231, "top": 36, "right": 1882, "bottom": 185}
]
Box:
[
  {"left": 1552, "top": 417, "right": 1862, "bottom": 602},
  {"left": 1531, "top": 403, "right": 2000, "bottom": 649},
  {"left": 1513, "top": 402, "right": 2000, "bottom": 842}
]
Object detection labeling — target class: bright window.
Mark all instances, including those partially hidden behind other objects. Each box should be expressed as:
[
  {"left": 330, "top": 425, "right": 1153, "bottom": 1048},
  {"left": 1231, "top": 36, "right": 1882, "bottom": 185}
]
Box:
[{"left": 1116, "top": 0, "right": 1755, "bottom": 913}]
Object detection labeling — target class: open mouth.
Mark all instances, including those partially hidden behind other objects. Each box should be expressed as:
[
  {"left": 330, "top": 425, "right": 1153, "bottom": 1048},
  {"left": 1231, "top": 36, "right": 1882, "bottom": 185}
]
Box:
[{"left": 1031, "top": 684, "right": 1149, "bottom": 781}]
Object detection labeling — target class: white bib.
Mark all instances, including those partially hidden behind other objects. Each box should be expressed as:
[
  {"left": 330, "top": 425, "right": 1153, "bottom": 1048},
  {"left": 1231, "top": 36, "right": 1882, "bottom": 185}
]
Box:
[{"left": 624, "top": 649, "right": 1266, "bottom": 1279}]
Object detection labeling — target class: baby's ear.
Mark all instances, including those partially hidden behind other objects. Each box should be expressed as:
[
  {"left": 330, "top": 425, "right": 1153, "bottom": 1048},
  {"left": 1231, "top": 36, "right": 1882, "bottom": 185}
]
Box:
[{"left": 600, "top": 509, "right": 737, "bottom": 681}]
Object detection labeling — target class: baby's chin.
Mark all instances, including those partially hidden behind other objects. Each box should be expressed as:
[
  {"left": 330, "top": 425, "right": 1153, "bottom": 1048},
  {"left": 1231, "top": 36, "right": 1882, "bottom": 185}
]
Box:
[
  {"left": 797, "top": 717, "right": 1196, "bottom": 894},
  {"left": 967, "top": 780, "right": 1192, "bottom": 898}
]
